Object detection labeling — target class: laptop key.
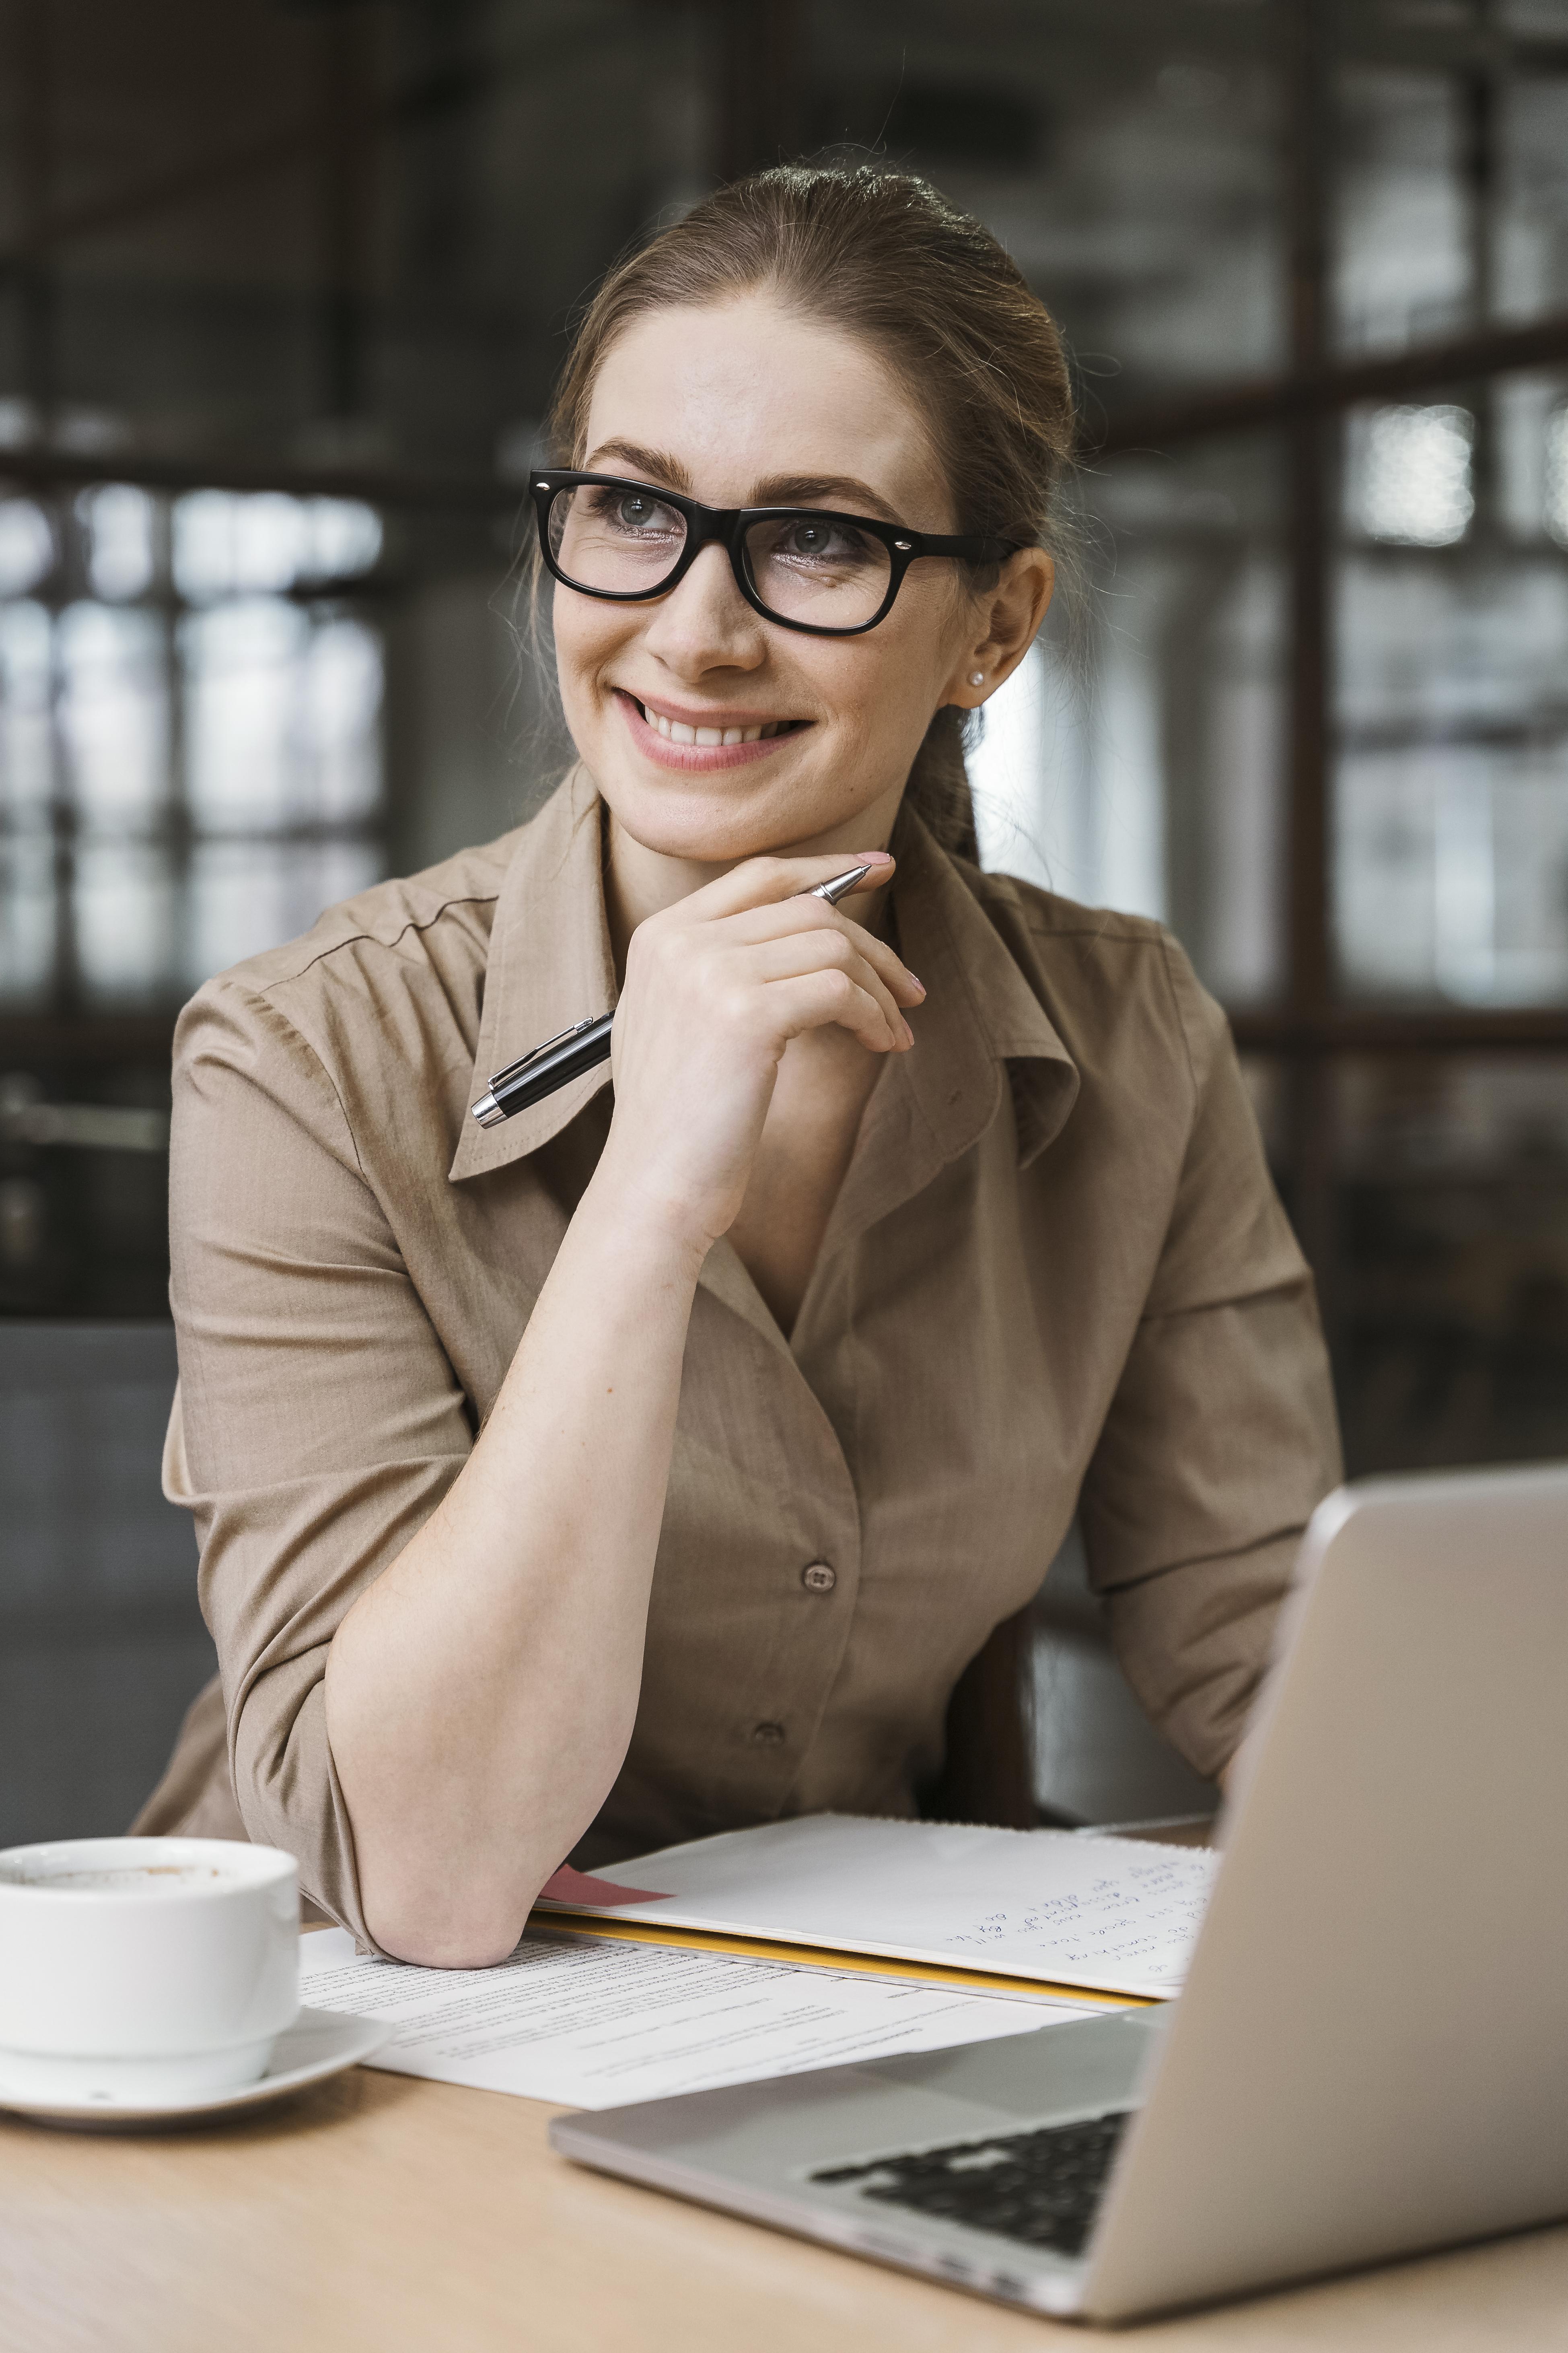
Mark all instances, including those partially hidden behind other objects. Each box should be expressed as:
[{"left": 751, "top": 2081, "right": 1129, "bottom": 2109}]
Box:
[{"left": 811, "top": 2110, "right": 1132, "bottom": 2261}]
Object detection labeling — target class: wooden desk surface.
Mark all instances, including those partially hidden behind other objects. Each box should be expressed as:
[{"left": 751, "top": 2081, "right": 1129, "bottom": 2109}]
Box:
[{"left": 4, "top": 2059, "right": 1568, "bottom": 2353}]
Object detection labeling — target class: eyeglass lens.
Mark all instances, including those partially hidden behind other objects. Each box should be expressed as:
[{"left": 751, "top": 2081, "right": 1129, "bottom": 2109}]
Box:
[{"left": 547, "top": 482, "right": 894, "bottom": 627}]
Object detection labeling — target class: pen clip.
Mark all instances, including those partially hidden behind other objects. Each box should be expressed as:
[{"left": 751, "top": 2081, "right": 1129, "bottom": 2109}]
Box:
[{"left": 488, "top": 1017, "right": 599, "bottom": 1093}]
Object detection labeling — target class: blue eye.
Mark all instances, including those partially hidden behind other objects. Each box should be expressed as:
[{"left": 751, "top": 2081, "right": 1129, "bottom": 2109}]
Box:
[{"left": 760, "top": 518, "right": 878, "bottom": 569}]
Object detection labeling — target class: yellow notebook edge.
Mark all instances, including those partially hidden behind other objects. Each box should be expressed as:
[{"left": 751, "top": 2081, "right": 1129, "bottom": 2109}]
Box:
[{"left": 528, "top": 1909, "right": 1153, "bottom": 2010}]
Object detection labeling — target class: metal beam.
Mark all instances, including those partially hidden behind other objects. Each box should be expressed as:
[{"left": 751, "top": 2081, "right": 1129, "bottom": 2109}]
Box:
[
  {"left": 0, "top": 10, "right": 644, "bottom": 268},
  {"left": 0, "top": 125, "right": 316, "bottom": 264},
  {"left": 0, "top": 443, "right": 512, "bottom": 515},
  {"left": 1278, "top": 0, "right": 1337, "bottom": 1319},
  {"left": 1285, "top": 0, "right": 1331, "bottom": 1020},
  {"left": 1232, "top": 1007, "right": 1568, "bottom": 1056},
  {"left": 12, "top": 301, "right": 1565, "bottom": 515},
  {"left": 0, "top": 1017, "right": 177, "bottom": 1065},
  {"left": 1088, "top": 310, "right": 1568, "bottom": 456}
]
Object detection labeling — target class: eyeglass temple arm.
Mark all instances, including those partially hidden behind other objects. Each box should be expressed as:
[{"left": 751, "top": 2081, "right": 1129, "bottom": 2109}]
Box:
[{"left": 909, "top": 530, "right": 1025, "bottom": 558}]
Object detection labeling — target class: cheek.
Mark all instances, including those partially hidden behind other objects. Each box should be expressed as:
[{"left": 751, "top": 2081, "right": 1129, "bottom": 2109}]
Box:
[
  {"left": 830, "top": 602, "right": 957, "bottom": 751},
  {"left": 552, "top": 593, "right": 639, "bottom": 739},
  {"left": 551, "top": 586, "right": 628, "bottom": 705}
]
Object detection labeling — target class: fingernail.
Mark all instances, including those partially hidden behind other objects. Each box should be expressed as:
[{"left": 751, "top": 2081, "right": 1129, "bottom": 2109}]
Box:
[
  {"left": 859, "top": 850, "right": 894, "bottom": 866},
  {"left": 901, "top": 1017, "right": 914, "bottom": 1047},
  {"left": 907, "top": 973, "right": 926, "bottom": 996}
]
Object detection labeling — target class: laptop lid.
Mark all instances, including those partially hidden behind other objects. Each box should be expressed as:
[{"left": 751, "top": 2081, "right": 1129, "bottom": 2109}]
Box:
[{"left": 1079, "top": 1462, "right": 1568, "bottom": 2322}]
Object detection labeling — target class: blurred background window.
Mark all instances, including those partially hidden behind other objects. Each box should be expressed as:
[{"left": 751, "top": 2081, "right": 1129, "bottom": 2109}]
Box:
[{"left": 2, "top": 0, "right": 1567, "bottom": 1834}]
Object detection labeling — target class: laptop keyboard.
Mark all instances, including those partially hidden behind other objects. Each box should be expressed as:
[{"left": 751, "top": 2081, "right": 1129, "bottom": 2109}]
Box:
[{"left": 811, "top": 2109, "right": 1132, "bottom": 2260}]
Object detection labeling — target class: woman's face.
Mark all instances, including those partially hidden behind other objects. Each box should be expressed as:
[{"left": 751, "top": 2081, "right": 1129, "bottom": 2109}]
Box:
[{"left": 553, "top": 290, "right": 1047, "bottom": 870}]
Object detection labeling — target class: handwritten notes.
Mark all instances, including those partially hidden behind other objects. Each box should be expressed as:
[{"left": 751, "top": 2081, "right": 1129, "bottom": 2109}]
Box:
[
  {"left": 942, "top": 1851, "right": 1214, "bottom": 1985},
  {"left": 535, "top": 1816, "right": 1219, "bottom": 1999}
]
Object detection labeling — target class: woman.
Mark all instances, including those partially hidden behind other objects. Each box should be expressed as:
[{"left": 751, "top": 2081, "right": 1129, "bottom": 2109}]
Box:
[{"left": 140, "top": 165, "right": 1340, "bottom": 1967}]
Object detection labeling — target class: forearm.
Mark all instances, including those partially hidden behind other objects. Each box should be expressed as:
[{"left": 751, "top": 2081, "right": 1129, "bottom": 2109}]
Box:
[{"left": 325, "top": 1169, "right": 704, "bottom": 1965}]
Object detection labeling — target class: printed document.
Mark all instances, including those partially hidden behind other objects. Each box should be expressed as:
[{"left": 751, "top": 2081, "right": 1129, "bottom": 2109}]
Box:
[
  {"left": 535, "top": 1814, "right": 1218, "bottom": 1999},
  {"left": 300, "top": 1924, "right": 1091, "bottom": 2109}
]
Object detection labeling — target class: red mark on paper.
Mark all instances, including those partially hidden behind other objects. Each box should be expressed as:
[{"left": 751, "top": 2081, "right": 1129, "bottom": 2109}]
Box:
[{"left": 538, "top": 1863, "right": 669, "bottom": 1907}]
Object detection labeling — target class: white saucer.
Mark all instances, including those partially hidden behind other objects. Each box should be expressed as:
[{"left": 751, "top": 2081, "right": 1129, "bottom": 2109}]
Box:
[{"left": 0, "top": 2007, "right": 390, "bottom": 2131}]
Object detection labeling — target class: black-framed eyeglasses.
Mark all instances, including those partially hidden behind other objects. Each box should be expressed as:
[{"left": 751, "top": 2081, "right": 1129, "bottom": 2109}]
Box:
[{"left": 530, "top": 470, "right": 1023, "bottom": 638}]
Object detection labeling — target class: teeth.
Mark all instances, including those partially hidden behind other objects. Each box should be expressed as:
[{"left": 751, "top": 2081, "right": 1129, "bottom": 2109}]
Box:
[{"left": 640, "top": 703, "right": 788, "bottom": 746}]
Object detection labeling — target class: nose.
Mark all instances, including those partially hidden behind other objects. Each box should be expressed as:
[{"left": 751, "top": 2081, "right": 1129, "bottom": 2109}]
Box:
[{"left": 640, "top": 541, "right": 767, "bottom": 678}]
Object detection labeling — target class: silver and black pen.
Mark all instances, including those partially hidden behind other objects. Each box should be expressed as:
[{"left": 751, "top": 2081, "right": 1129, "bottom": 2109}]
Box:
[{"left": 470, "top": 865, "right": 874, "bottom": 1128}]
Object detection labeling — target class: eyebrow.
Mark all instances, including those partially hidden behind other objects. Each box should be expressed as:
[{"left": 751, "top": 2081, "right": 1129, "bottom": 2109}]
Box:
[
  {"left": 750, "top": 473, "right": 902, "bottom": 522},
  {"left": 579, "top": 443, "right": 903, "bottom": 523},
  {"left": 582, "top": 440, "right": 694, "bottom": 493}
]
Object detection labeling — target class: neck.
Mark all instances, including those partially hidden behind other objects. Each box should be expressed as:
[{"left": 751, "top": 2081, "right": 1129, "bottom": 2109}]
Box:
[{"left": 601, "top": 785, "right": 904, "bottom": 980}]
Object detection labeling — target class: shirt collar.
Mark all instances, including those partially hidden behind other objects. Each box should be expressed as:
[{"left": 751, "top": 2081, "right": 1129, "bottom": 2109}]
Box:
[
  {"left": 449, "top": 762, "right": 616, "bottom": 1183},
  {"left": 883, "top": 800, "right": 1080, "bottom": 1176},
  {"left": 449, "top": 771, "right": 1079, "bottom": 1190}
]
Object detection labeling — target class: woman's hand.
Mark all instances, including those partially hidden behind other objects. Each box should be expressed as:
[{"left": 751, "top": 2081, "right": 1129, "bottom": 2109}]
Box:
[{"left": 595, "top": 850, "right": 923, "bottom": 1255}]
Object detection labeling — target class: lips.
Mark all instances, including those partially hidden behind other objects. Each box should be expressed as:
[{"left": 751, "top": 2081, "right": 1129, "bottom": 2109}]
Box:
[
  {"left": 614, "top": 689, "right": 810, "bottom": 771},
  {"left": 636, "top": 699, "right": 803, "bottom": 746}
]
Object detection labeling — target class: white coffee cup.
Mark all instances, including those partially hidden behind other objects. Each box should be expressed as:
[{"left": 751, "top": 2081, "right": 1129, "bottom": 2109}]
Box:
[{"left": 0, "top": 1836, "right": 300, "bottom": 2102}]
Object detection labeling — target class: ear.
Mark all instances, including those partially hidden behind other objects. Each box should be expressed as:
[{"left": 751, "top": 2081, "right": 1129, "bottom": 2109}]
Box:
[{"left": 941, "top": 550, "right": 1056, "bottom": 710}]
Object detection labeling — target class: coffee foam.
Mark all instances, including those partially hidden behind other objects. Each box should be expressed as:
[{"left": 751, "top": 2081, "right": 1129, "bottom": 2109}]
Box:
[{"left": 1, "top": 1864, "right": 233, "bottom": 1893}]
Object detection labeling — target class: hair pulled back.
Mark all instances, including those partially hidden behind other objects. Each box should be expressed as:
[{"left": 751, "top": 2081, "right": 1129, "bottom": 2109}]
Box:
[{"left": 539, "top": 163, "right": 1076, "bottom": 854}]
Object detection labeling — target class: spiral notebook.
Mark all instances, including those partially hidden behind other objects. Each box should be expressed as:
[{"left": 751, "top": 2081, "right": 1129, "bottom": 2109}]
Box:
[{"left": 535, "top": 1813, "right": 1218, "bottom": 2001}]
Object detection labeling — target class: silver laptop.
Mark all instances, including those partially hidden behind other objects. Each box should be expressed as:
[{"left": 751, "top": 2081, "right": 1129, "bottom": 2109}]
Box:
[{"left": 552, "top": 1464, "right": 1568, "bottom": 2322}]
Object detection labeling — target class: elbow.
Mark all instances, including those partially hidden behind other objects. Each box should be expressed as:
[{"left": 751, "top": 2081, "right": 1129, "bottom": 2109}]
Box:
[
  {"left": 361, "top": 1874, "right": 544, "bottom": 1971},
  {"left": 374, "top": 1920, "right": 526, "bottom": 1971}
]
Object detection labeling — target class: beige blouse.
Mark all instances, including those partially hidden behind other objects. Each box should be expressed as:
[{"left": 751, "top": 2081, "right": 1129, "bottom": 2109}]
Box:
[{"left": 142, "top": 765, "right": 1340, "bottom": 1947}]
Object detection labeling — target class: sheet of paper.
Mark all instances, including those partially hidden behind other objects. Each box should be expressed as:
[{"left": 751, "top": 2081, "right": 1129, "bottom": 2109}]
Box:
[
  {"left": 300, "top": 1924, "right": 1093, "bottom": 2110},
  {"left": 535, "top": 1814, "right": 1219, "bottom": 1999}
]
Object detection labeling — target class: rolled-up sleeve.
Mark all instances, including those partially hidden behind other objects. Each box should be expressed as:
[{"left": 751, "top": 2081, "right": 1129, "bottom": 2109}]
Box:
[
  {"left": 1076, "top": 942, "right": 1342, "bottom": 1780},
  {"left": 169, "top": 977, "right": 473, "bottom": 1941}
]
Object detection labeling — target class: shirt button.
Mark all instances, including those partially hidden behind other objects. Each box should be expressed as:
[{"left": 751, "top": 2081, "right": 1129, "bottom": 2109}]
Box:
[
  {"left": 801, "top": 1561, "right": 837, "bottom": 1594},
  {"left": 751, "top": 1721, "right": 787, "bottom": 1747}
]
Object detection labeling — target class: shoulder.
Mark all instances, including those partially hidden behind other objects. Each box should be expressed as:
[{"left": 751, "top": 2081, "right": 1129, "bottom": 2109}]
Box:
[
  {"left": 173, "top": 826, "right": 525, "bottom": 1075},
  {"left": 958, "top": 860, "right": 1230, "bottom": 1093},
  {"left": 222, "top": 828, "right": 519, "bottom": 996}
]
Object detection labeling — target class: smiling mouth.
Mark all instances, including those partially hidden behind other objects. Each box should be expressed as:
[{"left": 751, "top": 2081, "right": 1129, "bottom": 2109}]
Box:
[{"left": 633, "top": 698, "right": 807, "bottom": 747}]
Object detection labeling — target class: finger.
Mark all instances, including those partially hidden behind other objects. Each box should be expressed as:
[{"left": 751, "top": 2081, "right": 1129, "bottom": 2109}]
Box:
[
  {"left": 762, "top": 967, "right": 910, "bottom": 1057},
  {"left": 739, "top": 933, "right": 912, "bottom": 1047},
  {"left": 738, "top": 930, "right": 911, "bottom": 1041},
  {"left": 722, "top": 897, "right": 924, "bottom": 1005},
  {"left": 676, "top": 850, "right": 894, "bottom": 923}
]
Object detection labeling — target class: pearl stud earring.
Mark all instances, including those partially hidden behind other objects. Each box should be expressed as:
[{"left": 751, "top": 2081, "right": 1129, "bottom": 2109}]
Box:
[{"left": 968, "top": 670, "right": 985, "bottom": 686}]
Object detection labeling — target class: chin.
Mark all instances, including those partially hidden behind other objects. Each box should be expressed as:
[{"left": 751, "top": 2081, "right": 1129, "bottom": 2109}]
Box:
[{"left": 598, "top": 763, "right": 858, "bottom": 866}]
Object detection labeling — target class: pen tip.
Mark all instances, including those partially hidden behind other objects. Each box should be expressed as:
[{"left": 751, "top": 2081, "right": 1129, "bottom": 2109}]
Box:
[{"left": 818, "top": 864, "right": 872, "bottom": 905}]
